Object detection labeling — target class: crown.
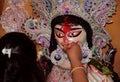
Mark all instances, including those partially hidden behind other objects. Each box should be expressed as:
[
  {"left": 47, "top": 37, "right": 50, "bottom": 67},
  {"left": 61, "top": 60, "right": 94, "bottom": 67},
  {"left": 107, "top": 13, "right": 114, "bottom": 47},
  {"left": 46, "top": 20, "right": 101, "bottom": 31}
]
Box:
[
  {"left": 21, "top": 0, "right": 116, "bottom": 60},
  {"left": 23, "top": 0, "right": 116, "bottom": 46},
  {"left": 0, "top": 0, "right": 117, "bottom": 68}
]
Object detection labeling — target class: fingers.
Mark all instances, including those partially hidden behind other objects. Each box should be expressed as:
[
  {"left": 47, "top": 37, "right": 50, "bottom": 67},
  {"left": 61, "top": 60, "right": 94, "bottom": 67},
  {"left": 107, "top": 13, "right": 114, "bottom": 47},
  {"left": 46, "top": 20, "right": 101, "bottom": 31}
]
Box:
[
  {"left": 62, "top": 42, "right": 75, "bottom": 50},
  {"left": 62, "top": 43, "right": 69, "bottom": 49}
]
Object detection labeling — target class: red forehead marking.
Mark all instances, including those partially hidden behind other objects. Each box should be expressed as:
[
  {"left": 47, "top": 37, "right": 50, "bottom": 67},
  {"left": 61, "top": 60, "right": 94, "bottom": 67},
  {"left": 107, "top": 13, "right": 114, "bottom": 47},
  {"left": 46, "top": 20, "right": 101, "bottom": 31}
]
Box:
[
  {"left": 61, "top": 24, "right": 71, "bottom": 42},
  {"left": 61, "top": 17, "right": 72, "bottom": 33},
  {"left": 61, "top": 17, "right": 72, "bottom": 42},
  {"left": 61, "top": 24, "right": 71, "bottom": 33}
]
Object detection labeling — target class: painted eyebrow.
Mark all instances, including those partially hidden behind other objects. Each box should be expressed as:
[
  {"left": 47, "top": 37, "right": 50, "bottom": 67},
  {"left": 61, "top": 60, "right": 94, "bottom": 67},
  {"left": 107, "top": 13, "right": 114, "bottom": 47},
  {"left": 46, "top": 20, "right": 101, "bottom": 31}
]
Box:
[
  {"left": 55, "top": 28, "right": 64, "bottom": 32},
  {"left": 71, "top": 28, "right": 82, "bottom": 30},
  {"left": 55, "top": 28, "right": 81, "bottom": 32}
]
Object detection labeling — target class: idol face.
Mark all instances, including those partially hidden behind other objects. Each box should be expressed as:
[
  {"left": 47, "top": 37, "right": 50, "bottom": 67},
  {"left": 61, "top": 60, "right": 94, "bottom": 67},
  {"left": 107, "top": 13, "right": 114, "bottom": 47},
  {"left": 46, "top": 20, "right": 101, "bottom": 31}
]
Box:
[{"left": 54, "top": 24, "right": 87, "bottom": 48}]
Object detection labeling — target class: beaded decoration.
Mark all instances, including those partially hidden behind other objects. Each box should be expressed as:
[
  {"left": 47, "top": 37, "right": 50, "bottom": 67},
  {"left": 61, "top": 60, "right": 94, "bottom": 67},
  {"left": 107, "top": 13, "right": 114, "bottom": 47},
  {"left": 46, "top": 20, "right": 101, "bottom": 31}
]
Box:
[
  {"left": 25, "top": 0, "right": 116, "bottom": 67},
  {"left": 29, "top": 0, "right": 116, "bottom": 47},
  {"left": 0, "top": 7, "right": 28, "bottom": 32},
  {"left": 5, "top": 0, "right": 28, "bottom": 7},
  {"left": 1, "top": 0, "right": 116, "bottom": 70}
]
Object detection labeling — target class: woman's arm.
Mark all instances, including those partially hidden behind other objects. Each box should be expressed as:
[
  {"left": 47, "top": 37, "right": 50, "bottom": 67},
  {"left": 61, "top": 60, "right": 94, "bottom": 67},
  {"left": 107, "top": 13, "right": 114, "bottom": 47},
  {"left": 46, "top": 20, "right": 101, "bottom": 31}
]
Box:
[
  {"left": 63, "top": 42, "right": 88, "bottom": 82},
  {"left": 70, "top": 58, "right": 88, "bottom": 82}
]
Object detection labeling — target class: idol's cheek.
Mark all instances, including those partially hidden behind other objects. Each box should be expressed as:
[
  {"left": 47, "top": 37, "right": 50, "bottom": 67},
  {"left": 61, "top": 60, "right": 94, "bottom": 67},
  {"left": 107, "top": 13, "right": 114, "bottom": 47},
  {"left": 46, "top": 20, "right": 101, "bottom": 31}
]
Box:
[
  {"left": 76, "top": 41, "right": 82, "bottom": 47},
  {"left": 56, "top": 39, "right": 64, "bottom": 49}
]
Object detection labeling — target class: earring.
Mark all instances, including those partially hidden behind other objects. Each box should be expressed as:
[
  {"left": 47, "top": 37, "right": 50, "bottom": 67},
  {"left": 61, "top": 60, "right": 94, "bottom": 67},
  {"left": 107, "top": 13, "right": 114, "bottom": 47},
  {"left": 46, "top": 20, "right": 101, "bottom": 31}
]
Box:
[
  {"left": 50, "top": 45, "right": 65, "bottom": 65},
  {"left": 81, "top": 41, "right": 93, "bottom": 63},
  {"left": 50, "top": 45, "right": 71, "bottom": 69}
]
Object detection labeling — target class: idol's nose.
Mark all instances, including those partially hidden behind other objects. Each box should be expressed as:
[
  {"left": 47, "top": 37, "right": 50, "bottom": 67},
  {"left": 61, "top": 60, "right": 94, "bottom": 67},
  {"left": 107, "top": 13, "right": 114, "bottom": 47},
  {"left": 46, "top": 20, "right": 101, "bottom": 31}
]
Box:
[{"left": 63, "top": 35, "right": 69, "bottom": 43}]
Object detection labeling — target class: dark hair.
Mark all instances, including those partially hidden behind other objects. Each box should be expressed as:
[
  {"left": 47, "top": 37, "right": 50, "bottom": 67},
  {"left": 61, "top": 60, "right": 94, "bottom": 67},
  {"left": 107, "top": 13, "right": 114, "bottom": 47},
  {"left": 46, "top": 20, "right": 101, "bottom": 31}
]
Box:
[
  {"left": 0, "top": 32, "right": 45, "bottom": 82},
  {"left": 50, "top": 15, "right": 93, "bottom": 53}
]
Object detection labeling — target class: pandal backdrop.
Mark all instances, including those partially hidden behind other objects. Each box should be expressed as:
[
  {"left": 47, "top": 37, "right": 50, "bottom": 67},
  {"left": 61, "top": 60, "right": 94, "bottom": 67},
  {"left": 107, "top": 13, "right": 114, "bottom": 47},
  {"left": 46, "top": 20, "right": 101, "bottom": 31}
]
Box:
[{"left": 0, "top": 0, "right": 119, "bottom": 81}]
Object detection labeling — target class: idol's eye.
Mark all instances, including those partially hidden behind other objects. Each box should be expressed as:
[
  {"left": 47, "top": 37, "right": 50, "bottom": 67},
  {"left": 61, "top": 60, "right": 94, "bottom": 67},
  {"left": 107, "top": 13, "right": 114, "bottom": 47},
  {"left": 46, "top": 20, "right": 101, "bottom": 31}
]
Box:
[
  {"left": 68, "top": 30, "right": 81, "bottom": 37},
  {"left": 55, "top": 31, "right": 64, "bottom": 38}
]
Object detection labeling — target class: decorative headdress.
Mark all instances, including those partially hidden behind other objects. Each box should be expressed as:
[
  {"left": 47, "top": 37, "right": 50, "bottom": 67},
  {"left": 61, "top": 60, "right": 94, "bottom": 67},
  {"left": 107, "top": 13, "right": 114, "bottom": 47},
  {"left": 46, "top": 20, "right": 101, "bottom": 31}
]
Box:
[
  {"left": 1, "top": 0, "right": 117, "bottom": 69},
  {"left": 27, "top": 0, "right": 115, "bottom": 42},
  {"left": 0, "top": 0, "right": 28, "bottom": 32},
  {"left": 22, "top": 0, "right": 116, "bottom": 57}
]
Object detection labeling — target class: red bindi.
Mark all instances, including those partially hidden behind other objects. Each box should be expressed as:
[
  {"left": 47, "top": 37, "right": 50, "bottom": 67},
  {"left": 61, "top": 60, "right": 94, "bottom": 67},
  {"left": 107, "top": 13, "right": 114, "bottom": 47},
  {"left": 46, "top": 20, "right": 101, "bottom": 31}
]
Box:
[
  {"left": 61, "top": 17, "right": 72, "bottom": 33},
  {"left": 60, "top": 17, "right": 72, "bottom": 42},
  {"left": 61, "top": 24, "right": 71, "bottom": 33}
]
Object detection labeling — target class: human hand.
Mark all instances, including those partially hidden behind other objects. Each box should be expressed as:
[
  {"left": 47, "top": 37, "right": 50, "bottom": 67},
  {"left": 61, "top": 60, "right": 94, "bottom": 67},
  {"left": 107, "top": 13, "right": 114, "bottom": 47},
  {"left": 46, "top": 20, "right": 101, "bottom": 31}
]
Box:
[{"left": 62, "top": 42, "right": 82, "bottom": 62}]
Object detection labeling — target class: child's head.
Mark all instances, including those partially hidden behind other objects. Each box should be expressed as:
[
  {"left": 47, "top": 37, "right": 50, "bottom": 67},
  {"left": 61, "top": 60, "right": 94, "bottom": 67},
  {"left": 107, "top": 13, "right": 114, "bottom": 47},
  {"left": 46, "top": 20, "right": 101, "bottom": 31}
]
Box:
[
  {"left": 0, "top": 32, "right": 44, "bottom": 82},
  {"left": 50, "top": 15, "right": 93, "bottom": 52},
  {"left": 0, "top": 32, "right": 37, "bottom": 60}
]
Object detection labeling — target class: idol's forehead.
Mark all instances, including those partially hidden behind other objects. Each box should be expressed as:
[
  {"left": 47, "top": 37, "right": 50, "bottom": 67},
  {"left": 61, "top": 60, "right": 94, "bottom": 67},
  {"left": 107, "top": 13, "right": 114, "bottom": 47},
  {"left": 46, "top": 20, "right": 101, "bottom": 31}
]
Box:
[{"left": 55, "top": 24, "right": 83, "bottom": 29}]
